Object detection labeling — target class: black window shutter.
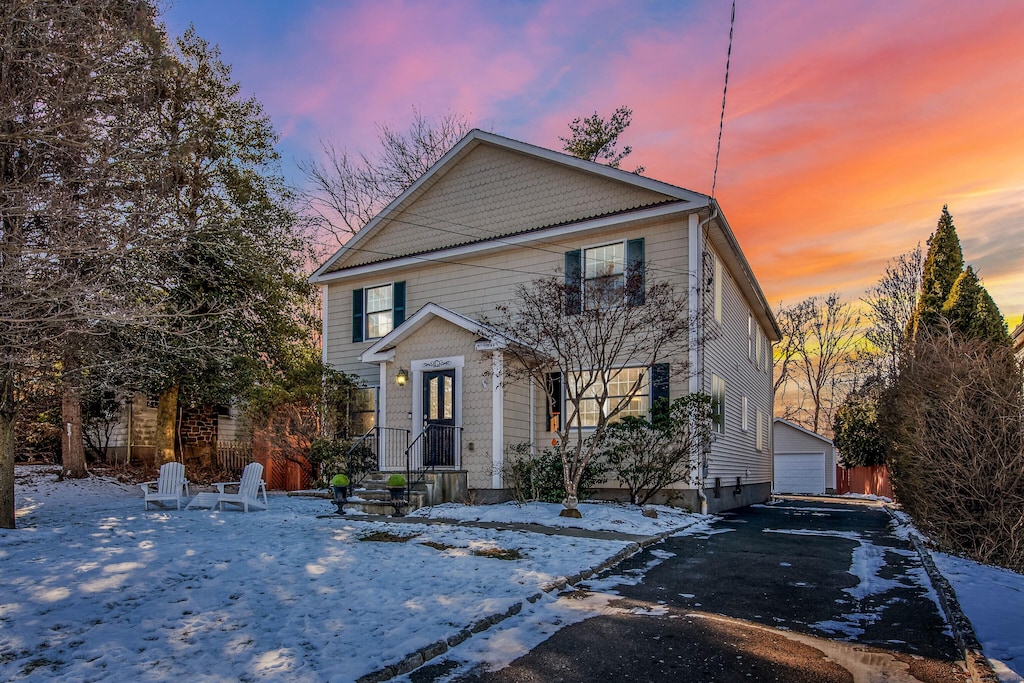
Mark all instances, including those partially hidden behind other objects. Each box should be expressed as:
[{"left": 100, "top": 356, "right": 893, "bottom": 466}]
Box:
[
  {"left": 565, "top": 250, "right": 582, "bottom": 315},
  {"left": 352, "top": 288, "right": 364, "bottom": 343},
  {"left": 546, "top": 372, "right": 563, "bottom": 431},
  {"left": 650, "top": 363, "right": 670, "bottom": 420},
  {"left": 626, "top": 238, "right": 645, "bottom": 306},
  {"left": 393, "top": 281, "right": 406, "bottom": 327}
]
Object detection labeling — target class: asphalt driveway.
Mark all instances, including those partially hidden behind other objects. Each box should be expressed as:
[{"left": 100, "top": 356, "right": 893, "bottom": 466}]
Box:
[{"left": 437, "top": 499, "right": 968, "bottom": 683}]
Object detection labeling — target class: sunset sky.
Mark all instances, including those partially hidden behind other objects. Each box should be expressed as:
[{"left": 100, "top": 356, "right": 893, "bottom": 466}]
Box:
[{"left": 163, "top": 0, "right": 1024, "bottom": 327}]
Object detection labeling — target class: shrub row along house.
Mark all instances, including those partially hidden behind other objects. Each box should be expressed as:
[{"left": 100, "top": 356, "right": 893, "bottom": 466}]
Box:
[{"left": 311, "top": 130, "right": 779, "bottom": 513}]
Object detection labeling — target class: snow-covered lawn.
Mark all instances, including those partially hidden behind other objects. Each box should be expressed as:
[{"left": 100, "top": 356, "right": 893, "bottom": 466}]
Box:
[
  {"left": 932, "top": 553, "right": 1024, "bottom": 683},
  {"left": 1, "top": 467, "right": 701, "bottom": 682}
]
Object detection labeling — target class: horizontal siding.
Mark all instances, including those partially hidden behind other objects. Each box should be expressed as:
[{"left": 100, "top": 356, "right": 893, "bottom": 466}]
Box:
[
  {"left": 326, "top": 216, "right": 692, "bottom": 377},
  {"left": 704, "top": 241, "right": 775, "bottom": 486},
  {"left": 774, "top": 421, "right": 836, "bottom": 489}
]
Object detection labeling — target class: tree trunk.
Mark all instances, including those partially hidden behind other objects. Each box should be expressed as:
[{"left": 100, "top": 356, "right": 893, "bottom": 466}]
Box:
[
  {"left": 60, "top": 351, "right": 88, "bottom": 478},
  {"left": 155, "top": 385, "right": 179, "bottom": 464},
  {"left": 0, "top": 374, "right": 15, "bottom": 529}
]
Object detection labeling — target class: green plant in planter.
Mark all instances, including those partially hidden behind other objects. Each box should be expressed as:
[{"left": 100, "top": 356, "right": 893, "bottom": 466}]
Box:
[
  {"left": 330, "top": 474, "right": 350, "bottom": 487},
  {"left": 386, "top": 474, "right": 406, "bottom": 488}
]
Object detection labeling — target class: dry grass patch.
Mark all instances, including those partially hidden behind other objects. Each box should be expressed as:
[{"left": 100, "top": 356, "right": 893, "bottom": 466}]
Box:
[{"left": 419, "top": 541, "right": 525, "bottom": 560}]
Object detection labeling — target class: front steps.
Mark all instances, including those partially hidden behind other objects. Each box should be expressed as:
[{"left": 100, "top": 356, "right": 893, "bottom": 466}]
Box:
[{"left": 290, "top": 470, "right": 469, "bottom": 516}]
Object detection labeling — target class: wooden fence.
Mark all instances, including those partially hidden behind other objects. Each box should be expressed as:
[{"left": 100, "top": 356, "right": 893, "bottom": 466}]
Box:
[
  {"left": 835, "top": 464, "right": 895, "bottom": 500},
  {"left": 216, "top": 442, "right": 253, "bottom": 477}
]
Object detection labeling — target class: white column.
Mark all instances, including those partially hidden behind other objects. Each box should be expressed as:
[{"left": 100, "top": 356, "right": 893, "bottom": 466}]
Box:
[{"left": 491, "top": 350, "right": 504, "bottom": 488}]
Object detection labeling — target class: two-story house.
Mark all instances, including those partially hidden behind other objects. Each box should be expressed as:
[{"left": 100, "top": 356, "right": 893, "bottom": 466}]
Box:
[{"left": 310, "top": 130, "right": 779, "bottom": 513}]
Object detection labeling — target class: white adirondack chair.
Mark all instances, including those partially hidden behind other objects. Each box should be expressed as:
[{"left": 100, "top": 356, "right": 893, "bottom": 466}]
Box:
[
  {"left": 140, "top": 462, "right": 190, "bottom": 510},
  {"left": 215, "top": 462, "right": 269, "bottom": 512}
]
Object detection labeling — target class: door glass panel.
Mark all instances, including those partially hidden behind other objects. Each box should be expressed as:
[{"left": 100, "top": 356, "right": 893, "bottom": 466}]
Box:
[
  {"left": 429, "top": 377, "right": 439, "bottom": 420},
  {"left": 443, "top": 375, "right": 453, "bottom": 420}
]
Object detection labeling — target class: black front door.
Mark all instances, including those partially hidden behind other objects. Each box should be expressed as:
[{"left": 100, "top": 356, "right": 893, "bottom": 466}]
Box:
[{"left": 422, "top": 369, "right": 456, "bottom": 466}]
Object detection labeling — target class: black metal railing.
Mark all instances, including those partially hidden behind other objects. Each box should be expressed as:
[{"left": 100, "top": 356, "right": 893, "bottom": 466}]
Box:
[
  {"left": 403, "top": 424, "right": 462, "bottom": 503},
  {"left": 347, "top": 427, "right": 410, "bottom": 473}
]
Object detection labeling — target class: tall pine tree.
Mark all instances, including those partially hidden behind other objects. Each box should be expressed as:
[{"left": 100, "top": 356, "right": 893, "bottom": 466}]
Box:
[
  {"left": 910, "top": 206, "right": 964, "bottom": 338},
  {"left": 942, "top": 266, "right": 1010, "bottom": 344}
]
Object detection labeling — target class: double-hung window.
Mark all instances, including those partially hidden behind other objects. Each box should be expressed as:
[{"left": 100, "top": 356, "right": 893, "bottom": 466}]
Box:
[
  {"left": 584, "top": 242, "right": 625, "bottom": 308},
  {"left": 352, "top": 282, "right": 406, "bottom": 342},
  {"left": 564, "top": 239, "right": 645, "bottom": 314},
  {"left": 574, "top": 367, "right": 649, "bottom": 428},
  {"left": 365, "top": 285, "right": 393, "bottom": 339},
  {"left": 711, "top": 373, "right": 726, "bottom": 434}
]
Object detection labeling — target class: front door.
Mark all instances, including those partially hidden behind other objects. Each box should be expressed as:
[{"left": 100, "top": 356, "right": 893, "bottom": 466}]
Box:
[{"left": 422, "top": 369, "right": 456, "bottom": 466}]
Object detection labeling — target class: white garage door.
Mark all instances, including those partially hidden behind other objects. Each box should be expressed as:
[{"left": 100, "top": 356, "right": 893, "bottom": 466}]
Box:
[{"left": 774, "top": 452, "right": 826, "bottom": 494}]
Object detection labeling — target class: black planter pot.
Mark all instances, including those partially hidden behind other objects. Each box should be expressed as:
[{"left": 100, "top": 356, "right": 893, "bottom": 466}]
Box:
[
  {"left": 388, "top": 487, "right": 407, "bottom": 516},
  {"left": 332, "top": 485, "right": 349, "bottom": 515}
]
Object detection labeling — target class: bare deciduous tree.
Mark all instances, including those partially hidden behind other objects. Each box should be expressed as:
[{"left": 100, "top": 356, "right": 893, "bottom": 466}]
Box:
[
  {"left": 301, "top": 108, "right": 471, "bottom": 253},
  {"left": 862, "top": 245, "right": 922, "bottom": 384},
  {"left": 486, "top": 266, "right": 692, "bottom": 517},
  {"left": 774, "top": 294, "right": 862, "bottom": 435}
]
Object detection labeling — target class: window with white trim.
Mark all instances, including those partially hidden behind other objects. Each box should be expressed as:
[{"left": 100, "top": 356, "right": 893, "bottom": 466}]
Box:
[
  {"left": 741, "top": 395, "right": 749, "bottom": 432},
  {"left": 348, "top": 387, "right": 377, "bottom": 437},
  {"left": 713, "top": 255, "right": 723, "bottom": 323},
  {"left": 365, "top": 284, "right": 394, "bottom": 339},
  {"left": 584, "top": 242, "right": 625, "bottom": 309},
  {"left": 756, "top": 408, "right": 765, "bottom": 451},
  {"left": 711, "top": 373, "right": 725, "bottom": 434},
  {"left": 572, "top": 367, "right": 649, "bottom": 428},
  {"left": 748, "top": 313, "right": 755, "bottom": 361}
]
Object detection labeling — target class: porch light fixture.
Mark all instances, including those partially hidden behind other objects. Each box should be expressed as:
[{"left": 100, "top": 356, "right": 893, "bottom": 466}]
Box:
[{"left": 395, "top": 367, "right": 409, "bottom": 386}]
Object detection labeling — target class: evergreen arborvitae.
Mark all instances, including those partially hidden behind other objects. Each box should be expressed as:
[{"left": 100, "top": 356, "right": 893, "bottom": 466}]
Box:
[
  {"left": 943, "top": 267, "right": 1010, "bottom": 344},
  {"left": 911, "top": 206, "right": 964, "bottom": 338}
]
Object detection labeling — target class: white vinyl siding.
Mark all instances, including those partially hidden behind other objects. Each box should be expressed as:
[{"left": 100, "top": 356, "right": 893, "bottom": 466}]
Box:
[
  {"left": 702, "top": 244, "right": 774, "bottom": 486},
  {"left": 324, "top": 216, "right": 690, "bottom": 387}
]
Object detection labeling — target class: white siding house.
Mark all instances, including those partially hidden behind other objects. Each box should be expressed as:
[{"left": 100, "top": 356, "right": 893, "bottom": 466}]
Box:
[
  {"left": 311, "top": 130, "right": 780, "bottom": 512},
  {"left": 772, "top": 418, "right": 837, "bottom": 495}
]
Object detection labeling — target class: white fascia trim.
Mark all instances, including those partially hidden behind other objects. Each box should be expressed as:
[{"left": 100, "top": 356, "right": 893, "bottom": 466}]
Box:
[
  {"left": 311, "top": 202, "right": 702, "bottom": 284},
  {"left": 362, "top": 348, "right": 395, "bottom": 364}
]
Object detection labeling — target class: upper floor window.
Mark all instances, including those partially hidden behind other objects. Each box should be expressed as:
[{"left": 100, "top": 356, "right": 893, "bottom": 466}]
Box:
[
  {"left": 584, "top": 242, "right": 625, "bottom": 308},
  {"left": 713, "top": 255, "right": 723, "bottom": 323},
  {"left": 352, "top": 282, "right": 406, "bottom": 343},
  {"left": 748, "top": 313, "right": 756, "bottom": 361},
  {"left": 365, "top": 285, "right": 393, "bottom": 339},
  {"left": 564, "top": 239, "right": 645, "bottom": 314}
]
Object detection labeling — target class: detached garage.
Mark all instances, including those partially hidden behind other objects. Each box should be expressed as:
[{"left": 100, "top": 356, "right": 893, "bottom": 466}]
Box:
[{"left": 773, "top": 419, "right": 837, "bottom": 495}]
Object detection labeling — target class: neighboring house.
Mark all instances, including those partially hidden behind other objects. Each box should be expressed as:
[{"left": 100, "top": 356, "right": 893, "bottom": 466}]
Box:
[
  {"left": 772, "top": 418, "right": 837, "bottom": 495},
  {"left": 310, "top": 130, "right": 780, "bottom": 513},
  {"left": 91, "top": 393, "right": 247, "bottom": 471}
]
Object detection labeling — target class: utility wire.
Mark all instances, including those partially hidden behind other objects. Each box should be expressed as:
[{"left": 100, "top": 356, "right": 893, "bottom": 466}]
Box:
[{"left": 711, "top": 0, "right": 736, "bottom": 200}]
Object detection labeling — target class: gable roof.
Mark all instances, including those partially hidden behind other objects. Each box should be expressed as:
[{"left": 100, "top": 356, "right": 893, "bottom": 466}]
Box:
[
  {"left": 311, "top": 129, "right": 707, "bottom": 281},
  {"left": 773, "top": 418, "right": 834, "bottom": 446},
  {"left": 360, "top": 302, "right": 510, "bottom": 363}
]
